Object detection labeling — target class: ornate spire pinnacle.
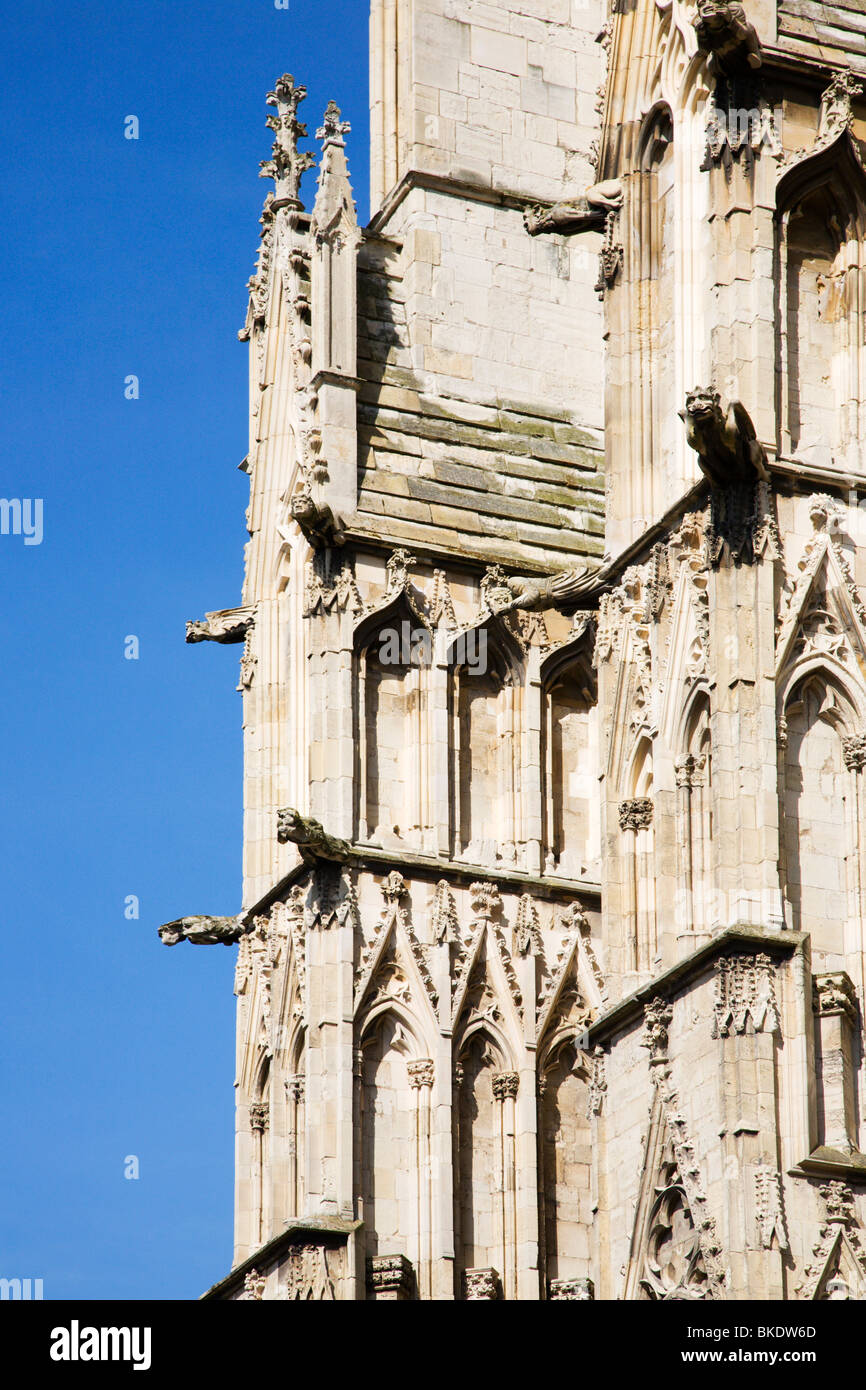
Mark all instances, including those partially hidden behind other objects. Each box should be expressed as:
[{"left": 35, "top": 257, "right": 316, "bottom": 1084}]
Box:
[
  {"left": 260, "top": 73, "right": 316, "bottom": 210},
  {"left": 317, "top": 100, "right": 351, "bottom": 149}
]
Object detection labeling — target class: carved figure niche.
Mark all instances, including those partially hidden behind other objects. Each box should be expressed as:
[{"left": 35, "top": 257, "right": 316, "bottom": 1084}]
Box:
[
  {"left": 677, "top": 695, "right": 713, "bottom": 937},
  {"left": 637, "top": 107, "right": 677, "bottom": 515},
  {"left": 454, "top": 1033, "right": 518, "bottom": 1299},
  {"left": 539, "top": 1041, "right": 592, "bottom": 1292},
  {"left": 778, "top": 174, "right": 866, "bottom": 472},
  {"left": 357, "top": 616, "right": 426, "bottom": 849},
  {"left": 359, "top": 1014, "right": 417, "bottom": 1272},
  {"left": 249, "top": 1061, "right": 270, "bottom": 1249},
  {"left": 451, "top": 632, "right": 523, "bottom": 864},
  {"left": 542, "top": 651, "right": 598, "bottom": 877},
  {"left": 781, "top": 673, "right": 854, "bottom": 960},
  {"left": 622, "top": 738, "right": 657, "bottom": 972},
  {"left": 286, "top": 1040, "right": 305, "bottom": 1220}
]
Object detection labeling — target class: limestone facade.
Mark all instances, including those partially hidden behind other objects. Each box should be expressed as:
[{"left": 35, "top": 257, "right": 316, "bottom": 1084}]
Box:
[{"left": 166, "top": 2, "right": 866, "bottom": 1300}]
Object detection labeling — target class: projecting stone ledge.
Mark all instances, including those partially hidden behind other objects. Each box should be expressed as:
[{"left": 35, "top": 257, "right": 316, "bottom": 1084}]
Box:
[{"left": 276, "top": 808, "right": 350, "bottom": 864}]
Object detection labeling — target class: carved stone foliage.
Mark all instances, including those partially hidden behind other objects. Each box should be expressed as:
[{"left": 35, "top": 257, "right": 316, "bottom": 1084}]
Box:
[
  {"left": 813, "top": 971, "right": 858, "bottom": 1024},
  {"left": 431, "top": 880, "right": 458, "bottom": 945},
  {"left": 627, "top": 1060, "right": 728, "bottom": 1300},
  {"left": 281, "top": 1243, "right": 339, "bottom": 1300},
  {"left": 238, "top": 1268, "right": 266, "bottom": 1301},
  {"left": 642, "top": 997, "right": 673, "bottom": 1062},
  {"left": 782, "top": 72, "right": 866, "bottom": 177},
  {"left": 366, "top": 1254, "right": 415, "bottom": 1301},
  {"left": 261, "top": 73, "right": 316, "bottom": 210},
  {"left": 797, "top": 1183, "right": 866, "bottom": 1301},
  {"left": 549, "top": 1277, "right": 594, "bottom": 1300},
  {"left": 711, "top": 953, "right": 780, "bottom": 1038},
  {"left": 640, "top": 1129, "right": 712, "bottom": 1301},
  {"left": 513, "top": 894, "right": 542, "bottom": 957},
  {"left": 619, "top": 797, "right": 654, "bottom": 831},
  {"left": 775, "top": 496, "right": 866, "bottom": 681},
  {"left": 754, "top": 1165, "right": 789, "bottom": 1254},
  {"left": 492, "top": 1071, "right": 519, "bottom": 1101},
  {"left": 303, "top": 551, "right": 362, "bottom": 617},
  {"left": 463, "top": 1267, "right": 502, "bottom": 1300},
  {"left": 249, "top": 1101, "right": 269, "bottom": 1134},
  {"left": 587, "top": 1046, "right": 607, "bottom": 1119}
]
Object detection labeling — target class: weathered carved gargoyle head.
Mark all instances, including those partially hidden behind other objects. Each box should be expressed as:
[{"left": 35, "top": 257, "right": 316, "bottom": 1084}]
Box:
[
  {"left": 681, "top": 388, "right": 724, "bottom": 428},
  {"left": 159, "top": 914, "right": 244, "bottom": 946},
  {"left": 694, "top": 1, "right": 762, "bottom": 72}
]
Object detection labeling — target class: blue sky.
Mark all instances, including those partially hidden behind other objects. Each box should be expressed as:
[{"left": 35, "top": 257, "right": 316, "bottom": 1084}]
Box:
[{"left": 0, "top": 0, "right": 369, "bottom": 1299}]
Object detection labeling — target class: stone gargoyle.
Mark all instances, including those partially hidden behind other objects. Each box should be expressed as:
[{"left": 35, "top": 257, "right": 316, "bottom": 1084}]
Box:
[
  {"left": 290, "top": 488, "right": 345, "bottom": 549},
  {"left": 277, "top": 807, "right": 350, "bottom": 863},
  {"left": 680, "top": 388, "right": 769, "bottom": 489},
  {"left": 496, "top": 564, "right": 610, "bottom": 614},
  {"left": 693, "top": 1, "right": 762, "bottom": 72},
  {"left": 158, "top": 914, "right": 245, "bottom": 946},
  {"left": 524, "top": 179, "right": 623, "bottom": 237}
]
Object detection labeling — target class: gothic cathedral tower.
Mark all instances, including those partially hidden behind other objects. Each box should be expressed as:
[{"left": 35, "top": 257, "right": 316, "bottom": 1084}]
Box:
[{"left": 164, "top": 2, "right": 866, "bottom": 1301}]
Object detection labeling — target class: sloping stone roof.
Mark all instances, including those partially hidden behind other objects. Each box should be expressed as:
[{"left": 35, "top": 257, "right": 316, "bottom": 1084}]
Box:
[
  {"left": 778, "top": 0, "right": 866, "bottom": 69},
  {"left": 354, "top": 251, "right": 605, "bottom": 571}
]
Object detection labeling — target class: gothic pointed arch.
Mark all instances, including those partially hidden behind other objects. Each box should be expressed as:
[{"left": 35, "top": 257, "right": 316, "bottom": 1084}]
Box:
[
  {"left": 447, "top": 616, "right": 526, "bottom": 865},
  {"left": 775, "top": 119, "right": 866, "bottom": 473},
  {"left": 540, "top": 636, "right": 599, "bottom": 877}
]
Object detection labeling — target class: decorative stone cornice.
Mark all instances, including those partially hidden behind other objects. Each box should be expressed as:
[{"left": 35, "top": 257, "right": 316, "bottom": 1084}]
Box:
[
  {"left": 619, "top": 797, "right": 654, "bottom": 832},
  {"left": 813, "top": 972, "right": 858, "bottom": 1025},
  {"left": 642, "top": 998, "right": 673, "bottom": 1062},
  {"left": 492, "top": 1072, "right": 519, "bottom": 1101},
  {"left": 712, "top": 953, "right": 780, "bottom": 1038}
]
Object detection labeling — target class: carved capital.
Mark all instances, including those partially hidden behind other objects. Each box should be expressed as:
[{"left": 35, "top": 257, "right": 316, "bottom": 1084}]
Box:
[
  {"left": 813, "top": 972, "right": 858, "bottom": 1025},
  {"left": 463, "top": 1267, "right": 502, "bottom": 1300},
  {"left": 407, "top": 1058, "right": 434, "bottom": 1089},
  {"left": 843, "top": 735, "right": 866, "bottom": 772},
  {"left": 492, "top": 1072, "right": 519, "bottom": 1101},
  {"left": 249, "top": 1101, "right": 269, "bottom": 1134},
  {"left": 619, "top": 797, "right": 654, "bottom": 831},
  {"left": 366, "top": 1254, "right": 415, "bottom": 1300},
  {"left": 549, "top": 1277, "right": 594, "bottom": 1301},
  {"left": 285, "top": 1075, "right": 305, "bottom": 1103}
]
